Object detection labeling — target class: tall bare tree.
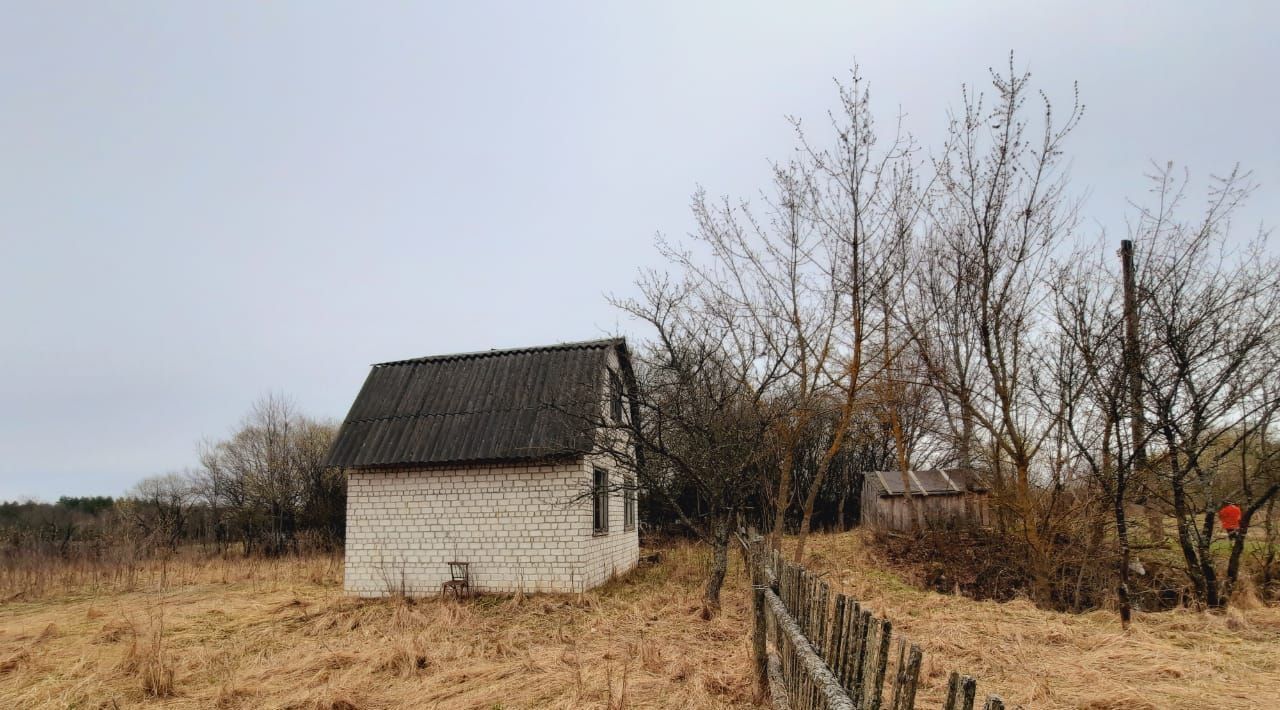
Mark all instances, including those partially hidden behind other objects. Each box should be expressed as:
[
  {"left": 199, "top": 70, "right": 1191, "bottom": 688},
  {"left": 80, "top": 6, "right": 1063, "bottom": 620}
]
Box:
[
  {"left": 605, "top": 274, "right": 784, "bottom": 611},
  {"left": 196, "top": 394, "right": 340, "bottom": 555},
  {"left": 119, "top": 472, "right": 197, "bottom": 551},
  {"left": 1132, "top": 164, "right": 1280, "bottom": 607},
  {"left": 907, "top": 56, "right": 1084, "bottom": 601}
]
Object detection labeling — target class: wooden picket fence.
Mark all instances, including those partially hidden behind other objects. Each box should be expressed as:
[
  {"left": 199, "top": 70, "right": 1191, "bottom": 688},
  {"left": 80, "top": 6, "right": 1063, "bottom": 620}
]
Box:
[{"left": 742, "top": 533, "right": 1006, "bottom": 710}]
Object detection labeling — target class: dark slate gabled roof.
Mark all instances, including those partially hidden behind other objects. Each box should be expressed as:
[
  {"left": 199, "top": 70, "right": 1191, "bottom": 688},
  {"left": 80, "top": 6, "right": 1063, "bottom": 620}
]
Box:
[
  {"left": 326, "top": 338, "right": 627, "bottom": 469},
  {"left": 866, "top": 468, "right": 988, "bottom": 497}
]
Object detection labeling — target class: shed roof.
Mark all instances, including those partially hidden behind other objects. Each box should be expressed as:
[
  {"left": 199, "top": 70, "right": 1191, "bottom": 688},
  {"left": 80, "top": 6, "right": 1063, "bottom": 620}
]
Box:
[
  {"left": 325, "top": 338, "right": 628, "bottom": 469},
  {"left": 866, "top": 468, "right": 988, "bottom": 497}
]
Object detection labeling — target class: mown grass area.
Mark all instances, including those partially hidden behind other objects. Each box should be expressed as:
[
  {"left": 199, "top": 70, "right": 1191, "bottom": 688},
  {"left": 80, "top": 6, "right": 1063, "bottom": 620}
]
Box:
[
  {"left": 797, "top": 530, "right": 1280, "bottom": 710},
  {"left": 0, "top": 545, "right": 757, "bottom": 709}
]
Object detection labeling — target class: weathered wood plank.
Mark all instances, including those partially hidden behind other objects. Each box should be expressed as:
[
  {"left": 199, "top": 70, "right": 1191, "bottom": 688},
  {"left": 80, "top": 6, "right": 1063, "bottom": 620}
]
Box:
[
  {"left": 830, "top": 594, "right": 847, "bottom": 674},
  {"left": 945, "top": 672, "right": 961, "bottom": 710},
  {"left": 815, "top": 581, "right": 830, "bottom": 655},
  {"left": 753, "top": 586, "right": 768, "bottom": 693},
  {"left": 867, "top": 618, "right": 892, "bottom": 710},
  {"left": 761, "top": 587, "right": 856, "bottom": 710},
  {"left": 890, "top": 642, "right": 922, "bottom": 710},
  {"left": 765, "top": 649, "right": 792, "bottom": 710},
  {"left": 741, "top": 531, "right": 991, "bottom": 710}
]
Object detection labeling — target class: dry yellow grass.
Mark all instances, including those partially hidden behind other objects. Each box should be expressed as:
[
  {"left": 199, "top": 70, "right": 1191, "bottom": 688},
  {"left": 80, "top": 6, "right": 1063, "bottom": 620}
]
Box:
[
  {"left": 0, "top": 545, "right": 756, "bottom": 709},
  {"left": 798, "top": 530, "right": 1280, "bottom": 710},
  {"left": 4, "top": 535, "right": 1278, "bottom": 709}
]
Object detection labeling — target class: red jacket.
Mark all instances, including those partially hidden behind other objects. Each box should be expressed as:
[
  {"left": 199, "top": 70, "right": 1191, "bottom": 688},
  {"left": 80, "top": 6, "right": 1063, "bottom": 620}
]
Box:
[{"left": 1219, "top": 504, "right": 1242, "bottom": 531}]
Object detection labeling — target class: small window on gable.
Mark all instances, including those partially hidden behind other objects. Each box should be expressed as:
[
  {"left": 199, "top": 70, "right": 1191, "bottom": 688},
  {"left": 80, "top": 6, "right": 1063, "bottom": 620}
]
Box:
[
  {"left": 593, "top": 468, "right": 609, "bottom": 535},
  {"left": 624, "top": 475, "right": 636, "bottom": 531},
  {"left": 608, "top": 370, "right": 623, "bottom": 423}
]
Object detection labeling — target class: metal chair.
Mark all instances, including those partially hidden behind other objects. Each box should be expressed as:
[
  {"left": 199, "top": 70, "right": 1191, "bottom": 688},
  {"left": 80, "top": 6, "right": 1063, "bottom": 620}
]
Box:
[{"left": 441, "top": 561, "right": 471, "bottom": 599}]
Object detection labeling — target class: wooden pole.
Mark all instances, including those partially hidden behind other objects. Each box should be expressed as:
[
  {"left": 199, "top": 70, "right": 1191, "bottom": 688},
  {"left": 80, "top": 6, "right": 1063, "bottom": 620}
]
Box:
[
  {"left": 1119, "top": 239, "right": 1143, "bottom": 628},
  {"left": 1119, "top": 239, "right": 1147, "bottom": 469}
]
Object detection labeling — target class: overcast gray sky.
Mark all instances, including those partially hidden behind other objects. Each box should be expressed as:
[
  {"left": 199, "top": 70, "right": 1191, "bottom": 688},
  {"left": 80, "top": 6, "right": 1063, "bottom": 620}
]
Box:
[{"left": 2, "top": 2, "right": 1277, "bottom": 500}]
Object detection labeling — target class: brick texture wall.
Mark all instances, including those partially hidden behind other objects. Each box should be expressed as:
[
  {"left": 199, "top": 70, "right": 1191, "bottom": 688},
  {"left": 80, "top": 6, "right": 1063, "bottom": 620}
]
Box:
[{"left": 344, "top": 456, "right": 639, "bottom": 596}]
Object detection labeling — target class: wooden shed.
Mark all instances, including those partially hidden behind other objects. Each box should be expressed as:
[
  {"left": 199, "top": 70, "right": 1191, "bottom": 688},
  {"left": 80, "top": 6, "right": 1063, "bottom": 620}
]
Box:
[{"left": 860, "top": 468, "right": 990, "bottom": 531}]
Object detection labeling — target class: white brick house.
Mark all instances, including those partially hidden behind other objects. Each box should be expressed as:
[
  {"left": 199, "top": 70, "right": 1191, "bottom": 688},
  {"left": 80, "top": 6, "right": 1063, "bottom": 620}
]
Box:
[{"left": 327, "top": 339, "right": 640, "bottom": 596}]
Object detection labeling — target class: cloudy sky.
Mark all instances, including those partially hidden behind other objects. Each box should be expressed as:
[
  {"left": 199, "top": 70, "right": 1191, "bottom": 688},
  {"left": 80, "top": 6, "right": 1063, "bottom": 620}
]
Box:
[{"left": 2, "top": 2, "right": 1277, "bottom": 500}]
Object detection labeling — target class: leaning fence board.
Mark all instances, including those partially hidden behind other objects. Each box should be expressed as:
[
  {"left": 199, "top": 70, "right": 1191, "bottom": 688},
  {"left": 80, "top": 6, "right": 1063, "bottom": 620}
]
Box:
[
  {"left": 890, "top": 640, "right": 922, "bottom": 710},
  {"left": 944, "top": 672, "right": 978, "bottom": 710}
]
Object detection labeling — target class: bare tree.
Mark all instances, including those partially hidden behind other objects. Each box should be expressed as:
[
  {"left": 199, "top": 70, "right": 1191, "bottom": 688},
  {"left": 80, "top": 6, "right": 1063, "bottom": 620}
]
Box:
[
  {"left": 668, "top": 161, "right": 840, "bottom": 558},
  {"left": 1133, "top": 164, "right": 1280, "bottom": 607},
  {"left": 788, "top": 70, "right": 922, "bottom": 560},
  {"left": 119, "top": 472, "right": 197, "bottom": 551},
  {"left": 195, "top": 394, "right": 340, "bottom": 555},
  {"left": 604, "top": 274, "right": 783, "bottom": 611},
  {"left": 906, "top": 56, "right": 1084, "bottom": 601}
]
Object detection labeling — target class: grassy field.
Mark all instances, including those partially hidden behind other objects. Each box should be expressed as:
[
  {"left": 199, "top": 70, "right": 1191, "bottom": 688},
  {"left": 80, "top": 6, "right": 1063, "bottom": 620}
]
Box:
[
  {"left": 0, "top": 546, "right": 756, "bottom": 709},
  {"left": 2, "top": 535, "right": 1278, "bottom": 709},
  {"left": 798, "top": 531, "right": 1280, "bottom": 710}
]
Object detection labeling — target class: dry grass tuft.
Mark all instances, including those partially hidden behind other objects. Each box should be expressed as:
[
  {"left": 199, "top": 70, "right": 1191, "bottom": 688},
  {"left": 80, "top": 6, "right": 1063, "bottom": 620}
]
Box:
[
  {"left": 113, "top": 611, "right": 175, "bottom": 697},
  {"left": 94, "top": 618, "right": 132, "bottom": 644},
  {"left": 1231, "top": 575, "right": 1265, "bottom": 610},
  {"left": 0, "top": 647, "right": 31, "bottom": 676}
]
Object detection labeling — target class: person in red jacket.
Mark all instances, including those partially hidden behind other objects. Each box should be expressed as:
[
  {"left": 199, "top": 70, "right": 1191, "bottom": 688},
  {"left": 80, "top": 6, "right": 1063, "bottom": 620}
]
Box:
[{"left": 1219, "top": 500, "right": 1243, "bottom": 541}]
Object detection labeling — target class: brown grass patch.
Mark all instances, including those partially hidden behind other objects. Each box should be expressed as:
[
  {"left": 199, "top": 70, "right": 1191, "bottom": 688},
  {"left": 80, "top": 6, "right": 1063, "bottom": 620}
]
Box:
[
  {"left": 6, "top": 532, "right": 1270, "bottom": 708},
  {"left": 795, "top": 530, "right": 1280, "bottom": 709},
  {"left": 0, "top": 542, "right": 755, "bottom": 708}
]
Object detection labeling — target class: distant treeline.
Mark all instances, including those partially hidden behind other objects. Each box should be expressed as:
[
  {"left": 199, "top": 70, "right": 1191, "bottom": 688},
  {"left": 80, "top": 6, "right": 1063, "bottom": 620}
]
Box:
[{"left": 1, "top": 395, "right": 343, "bottom": 559}]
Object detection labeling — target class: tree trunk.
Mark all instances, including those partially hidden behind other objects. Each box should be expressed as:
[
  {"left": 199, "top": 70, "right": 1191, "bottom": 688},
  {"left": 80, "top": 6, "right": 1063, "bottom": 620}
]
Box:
[
  {"left": 1012, "top": 459, "right": 1052, "bottom": 604},
  {"left": 1170, "top": 471, "right": 1208, "bottom": 604},
  {"left": 1222, "top": 484, "right": 1280, "bottom": 603},
  {"left": 958, "top": 398, "right": 975, "bottom": 471},
  {"left": 704, "top": 516, "right": 731, "bottom": 613},
  {"left": 1114, "top": 481, "right": 1133, "bottom": 628},
  {"left": 771, "top": 448, "right": 795, "bottom": 550},
  {"left": 1263, "top": 498, "right": 1277, "bottom": 593},
  {"left": 793, "top": 456, "right": 831, "bottom": 562}
]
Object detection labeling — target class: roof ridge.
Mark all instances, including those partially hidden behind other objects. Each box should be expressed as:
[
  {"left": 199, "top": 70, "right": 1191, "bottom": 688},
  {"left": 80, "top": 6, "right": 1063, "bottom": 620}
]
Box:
[{"left": 373, "top": 337, "right": 625, "bottom": 367}]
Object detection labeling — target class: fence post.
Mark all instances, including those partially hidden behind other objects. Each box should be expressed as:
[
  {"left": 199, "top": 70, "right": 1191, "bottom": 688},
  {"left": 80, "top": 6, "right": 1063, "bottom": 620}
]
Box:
[
  {"left": 945, "top": 672, "right": 960, "bottom": 710},
  {"left": 889, "top": 641, "right": 922, "bottom": 710},
  {"left": 753, "top": 585, "right": 768, "bottom": 693},
  {"left": 945, "top": 672, "right": 978, "bottom": 710}
]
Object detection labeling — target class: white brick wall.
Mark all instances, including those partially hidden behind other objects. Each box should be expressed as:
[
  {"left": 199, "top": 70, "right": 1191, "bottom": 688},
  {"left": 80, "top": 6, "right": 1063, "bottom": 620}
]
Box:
[{"left": 344, "top": 456, "right": 639, "bottom": 596}]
